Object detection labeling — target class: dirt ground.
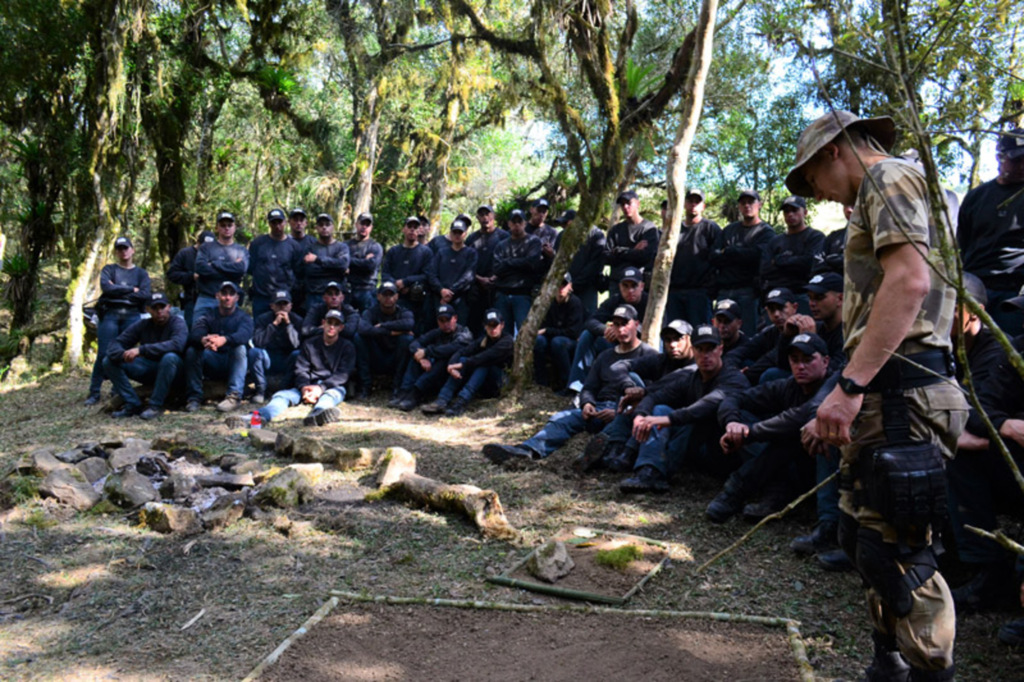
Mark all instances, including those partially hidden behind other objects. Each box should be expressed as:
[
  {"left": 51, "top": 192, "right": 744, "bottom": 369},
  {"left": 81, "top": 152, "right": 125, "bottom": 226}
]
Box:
[
  {"left": 2, "top": 371, "right": 1024, "bottom": 681},
  {"left": 262, "top": 601, "right": 799, "bottom": 681}
]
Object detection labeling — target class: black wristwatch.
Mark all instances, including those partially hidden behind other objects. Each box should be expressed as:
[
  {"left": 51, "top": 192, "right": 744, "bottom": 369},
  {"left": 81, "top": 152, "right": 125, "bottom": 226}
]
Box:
[{"left": 837, "top": 374, "right": 869, "bottom": 395}]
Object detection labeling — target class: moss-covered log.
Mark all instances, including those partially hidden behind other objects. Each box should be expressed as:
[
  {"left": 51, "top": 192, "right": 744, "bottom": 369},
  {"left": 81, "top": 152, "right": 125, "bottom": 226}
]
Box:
[{"left": 385, "top": 472, "right": 519, "bottom": 542}]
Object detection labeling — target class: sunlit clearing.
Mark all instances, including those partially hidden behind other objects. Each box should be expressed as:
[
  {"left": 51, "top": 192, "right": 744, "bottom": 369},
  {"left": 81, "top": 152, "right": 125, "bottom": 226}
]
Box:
[{"left": 38, "top": 563, "right": 111, "bottom": 589}]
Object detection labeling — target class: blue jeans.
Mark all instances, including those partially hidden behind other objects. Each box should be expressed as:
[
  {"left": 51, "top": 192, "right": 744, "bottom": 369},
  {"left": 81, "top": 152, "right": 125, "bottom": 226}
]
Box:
[
  {"left": 816, "top": 447, "right": 840, "bottom": 525},
  {"left": 534, "top": 335, "right": 576, "bottom": 388},
  {"left": 566, "top": 330, "right": 612, "bottom": 391},
  {"left": 575, "top": 285, "right": 600, "bottom": 319},
  {"left": 631, "top": 405, "right": 734, "bottom": 478},
  {"left": 666, "top": 288, "right": 712, "bottom": 327},
  {"left": 350, "top": 288, "right": 376, "bottom": 313},
  {"left": 495, "top": 292, "right": 532, "bottom": 335},
  {"left": 103, "top": 353, "right": 183, "bottom": 409},
  {"left": 522, "top": 400, "right": 618, "bottom": 458},
  {"left": 248, "top": 347, "right": 299, "bottom": 393},
  {"left": 437, "top": 364, "right": 503, "bottom": 406},
  {"left": 89, "top": 308, "right": 141, "bottom": 397},
  {"left": 259, "top": 386, "right": 345, "bottom": 422},
  {"left": 193, "top": 295, "right": 219, "bottom": 323},
  {"left": 185, "top": 345, "right": 248, "bottom": 400},
  {"left": 399, "top": 357, "right": 449, "bottom": 396},
  {"left": 181, "top": 299, "right": 196, "bottom": 330},
  {"left": 250, "top": 294, "right": 273, "bottom": 320},
  {"left": 718, "top": 287, "right": 759, "bottom": 337}
]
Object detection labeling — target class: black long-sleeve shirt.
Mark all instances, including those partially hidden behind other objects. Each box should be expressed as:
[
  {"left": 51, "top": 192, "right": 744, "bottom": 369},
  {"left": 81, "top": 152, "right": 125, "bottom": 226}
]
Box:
[
  {"left": 717, "top": 372, "right": 829, "bottom": 441},
  {"left": 813, "top": 228, "right": 847, "bottom": 276},
  {"left": 98, "top": 264, "right": 151, "bottom": 311},
  {"left": 410, "top": 324, "right": 474, "bottom": 361},
  {"left": 958, "top": 178, "right": 1024, "bottom": 290},
  {"left": 584, "top": 293, "right": 650, "bottom": 338},
  {"left": 295, "top": 335, "right": 356, "bottom": 390},
  {"left": 248, "top": 235, "right": 302, "bottom": 298},
  {"left": 346, "top": 237, "right": 383, "bottom": 291},
  {"left": 450, "top": 331, "right": 515, "bottom": 373},
  {"left": 426, "top": 245, "right": 478, "bottom": 296},
  {"left": 725, "top": 325, "right": 782, "bottom": 381},
  {"left": 760, "top": 228, "right": 826, "bottom": 292},
  {"left": 556, "top": 226, "right": 606, "bottom": 290},
  {"left": 612, "top": 352, "right": 694, "bottom": 390},
  {"left": 466, "top": 228, "right": 510, "bottom": 277},
  {"left": 540, "top": 295, "right": 585, "bottom": 339},
  {"left": 579, "top": 342, "right": 659, "bottom": 407},
  {"left": 107, "top": 315, "right": 188, "bottom": 362},
  {"left": 358, "top": 304, "right": 415, "bottom": 352},
  {"left": 637, "top": 365, "right": 750, "bottom": 426},
  {"left": 710, "top": 220, "right": 774, "bottom": 291},
  {"left": 670, "top": 219, "right": 722, "bottom": 290},
  {"left": 188, "top": 307, "right": 253, "bottom": 349},
  {"left": 605, "top": 219, "right": 659, "bottom": 282},
  {"left": 195, "top": 241, "right": 249, "bottom": 297},
  {"left": 301, "top": 301, "right": 361, "bottom": 340},
  {"left": 253, "top": 311, "right": 302, "bottom": 352},
  {"left": 966, "top": 332, "right": 1022, "bottom": 436},
  {"left": 166, "top": 245, "right": 199, "bottom": 302},
  {"left": 492, "top": 235, "right": 544, "bottom": 293},
  {"left": 302, "top": 240, "right": 351, "bottom": 296},
  {"left": 382, "top": 243, "right": 433, "bottom": 286}
]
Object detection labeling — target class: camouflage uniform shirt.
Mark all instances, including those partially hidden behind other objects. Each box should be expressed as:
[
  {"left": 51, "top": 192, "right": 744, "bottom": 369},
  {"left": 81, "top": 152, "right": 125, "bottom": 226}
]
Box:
[{"left": 843, "top": 158, "right": 957, "bottom": 357}]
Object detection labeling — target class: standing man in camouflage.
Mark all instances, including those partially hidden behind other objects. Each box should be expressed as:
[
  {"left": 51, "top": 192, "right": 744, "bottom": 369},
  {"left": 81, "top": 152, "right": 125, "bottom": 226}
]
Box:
[{"left": 788, "top": 111, "right": 967, "bottom": 681}]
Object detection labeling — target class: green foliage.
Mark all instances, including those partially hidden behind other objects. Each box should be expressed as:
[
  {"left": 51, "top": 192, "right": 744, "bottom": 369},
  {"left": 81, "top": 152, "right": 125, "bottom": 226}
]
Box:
[
  {"left": 595, "top": 544, "right": 644, "bottom": 570},
  {"left": 2, "top": 253, "right": 30, "bottom": 277},
  {"left": 0, "top": 475, "right": 40, "bottom": 507},
  {"left": 257, "top": 66, "right": 301, "bottom": 96}
]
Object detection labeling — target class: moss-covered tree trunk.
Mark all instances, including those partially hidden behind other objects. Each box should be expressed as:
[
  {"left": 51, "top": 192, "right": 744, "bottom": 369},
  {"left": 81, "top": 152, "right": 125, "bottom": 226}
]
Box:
[{"left": 644, "top": 0, "right": 718, "bottom": 337}]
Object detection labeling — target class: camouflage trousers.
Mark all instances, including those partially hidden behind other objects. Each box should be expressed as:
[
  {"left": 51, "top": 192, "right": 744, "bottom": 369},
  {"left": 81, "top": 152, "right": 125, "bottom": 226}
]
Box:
[{"left": 839, "top": 382, "right": 968, "bottom": 671}]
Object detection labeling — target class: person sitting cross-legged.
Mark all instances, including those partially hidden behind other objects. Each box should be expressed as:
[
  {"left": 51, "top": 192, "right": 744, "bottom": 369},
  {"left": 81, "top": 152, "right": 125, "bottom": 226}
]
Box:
[
  {"left": 103, "top": 292, "right": 188, "bottom": 420},
  {"left": 482, "top": 304, "right": 658, "bottom": 464},
  {"left": 256, "top": 309, "right": 356, "bottom": 427},
  {"left": 617, "top": 325, "right": 750, "bottom": 494},
  {"left": 393, "top": 304, "right": 473, "bottom": 411},
  {"left": 421, "top": 308, "right": 514, "bottom": 417},
  {"left": 184, "top": 281, "right": 253, "bottom": 413}
]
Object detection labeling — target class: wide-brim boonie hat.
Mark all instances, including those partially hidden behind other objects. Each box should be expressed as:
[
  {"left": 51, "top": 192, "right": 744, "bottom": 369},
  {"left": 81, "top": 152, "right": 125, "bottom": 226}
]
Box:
[{"left": 785, "top": 111, "right": 897, "bottom": 197}]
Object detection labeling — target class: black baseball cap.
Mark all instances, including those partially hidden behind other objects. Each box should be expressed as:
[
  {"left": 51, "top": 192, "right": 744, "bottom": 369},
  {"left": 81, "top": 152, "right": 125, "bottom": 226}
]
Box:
[
  {"left": 484, "top": 309, "right": 504, "bottom": 325},
  {"left": 147, "top": 292, "right": 170, "bottom": 307},
  {"left": 805, "top": 272, "right": 843, "bottom": 294},
  {"left": 378, "top": 281, "right": 399, "bottom": 295},
  {"left": 216, "top": 211, "right": 236, "bottom": 223},
  {"left": 620, "top": 267, "right": 643, "bottom": 284},
  {"left": 508, "top": 209, "right": 526, "bottom": 222},
  {"left": 271, "top": 290, "right": 292, "bottom": 304},
  {"left": 324, "top": 281, "right": 342, "bottom": 293},
  {"left": 218, "top": 281, "right": 241, "bottom": 294},
  {"left": 289, "top": 207, "right": 307, "bottom": 218},
  {"left": 197, "top": 230, "right": 215, "bottom": 244},
  {"left": 324, "top": 309, "right": 345, "bottom": 324},
  {"left": 692, "top": 324, "right": 722, "bottom": 347},
  {"left": 685, "top": 188, "right": 706, "bottom": 202},
  {"left": 114, "top": 236, "right": 133, "bottom": 249},
  {"left": 781, "top": 196, "right": 807, "bottom": 210},
  {"left": 267, "top": 208, "right": 286, "bottom": 222},
  {"left": 404, "top": 216, "right": 421, "bottom": 226},
  {"left": 616, "top": 190, "right": 638, "bottom": 205},
  {"left": 356, "top": 212, "right": 373, "bottom": 225},
  {"left": 714, "top": 299, "right": 742, "bottom": 321},
  {"left": 532, "top": 198, "right": 550, "bottom": 209},
  {"left": 611, "top": 304, "right": 638, "bottom": 322},
  {"left": 738, "top": 189, "right": 761, "bottom": 202},
  {"left": 450, "top": 219, "right": 468, "bottom": 233},
  {"left": 553, "top": 209, "right": 576, "bottom": 226},
  {"left": 476, "top": 204, "right": 494, "bottom": 215},
  {"left": 962, "top": 272, "right": 988, "bottom": 307},
  {"left": 765, "top": 288, "right": 797, "bottom": 305},
  {"left": 789, "top": 333, "right": 828, "bottom": 357},
  {"left": 315, "top": 213, "right": 333, "bottom": 224},
  {"left": 436, "top": 304, "right": 455, "bottom": 319},
  {"left": 997, "top": 127, "right": 1024, "bottom": 160},
  {"left": 661, "top": 319, "right": 693, "bottom": 339}
]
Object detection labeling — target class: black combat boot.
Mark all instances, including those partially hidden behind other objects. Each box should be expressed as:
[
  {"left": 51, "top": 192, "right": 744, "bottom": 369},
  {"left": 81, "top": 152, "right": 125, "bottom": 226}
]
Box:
[
  {"left": 864, "top": 631, "right": 910, "bottom": 682},
  {"left": 907, "top": 665, "right": 954, "bottom": 681}
]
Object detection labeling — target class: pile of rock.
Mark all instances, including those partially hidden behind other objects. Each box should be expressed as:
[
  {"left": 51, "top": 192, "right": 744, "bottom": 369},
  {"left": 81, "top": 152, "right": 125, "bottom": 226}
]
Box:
[{"left": 11, "top": 433, "right": 324, "bottom": 535}]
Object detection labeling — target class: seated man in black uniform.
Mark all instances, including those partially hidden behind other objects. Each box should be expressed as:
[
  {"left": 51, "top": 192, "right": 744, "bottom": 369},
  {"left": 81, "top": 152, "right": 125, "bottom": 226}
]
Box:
[
  {"left": 534, "top": 274, "right": 585, "bottom": 392},
  {"left": 248, "top": 289, "right": 302, "bottom": 403},
  {"left": 706, "top": 333, "right": 833, "bottom": 523},
  {"left": 300, "top": 281, "right": 360, "bottom": 340},
  {"left": 724, "top": 287, "right": 804, "bottom": 384},
  {"left": 104, "top": 292, "right": 188, "bottom": 420},
  {"left": 184, "top": 281, "right": 254, "bottom": 413},
  {"left": 393, "top": 304, "right": 474, "bottom": 411},
  {"left": 354, "top": 282, "right": 415, "bottom": 400}
]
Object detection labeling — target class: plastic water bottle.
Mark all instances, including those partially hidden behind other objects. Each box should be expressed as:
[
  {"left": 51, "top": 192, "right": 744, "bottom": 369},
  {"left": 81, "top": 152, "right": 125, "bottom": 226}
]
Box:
[{"left": 250, "top": 410, "right": 262, "bottom": 430}]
